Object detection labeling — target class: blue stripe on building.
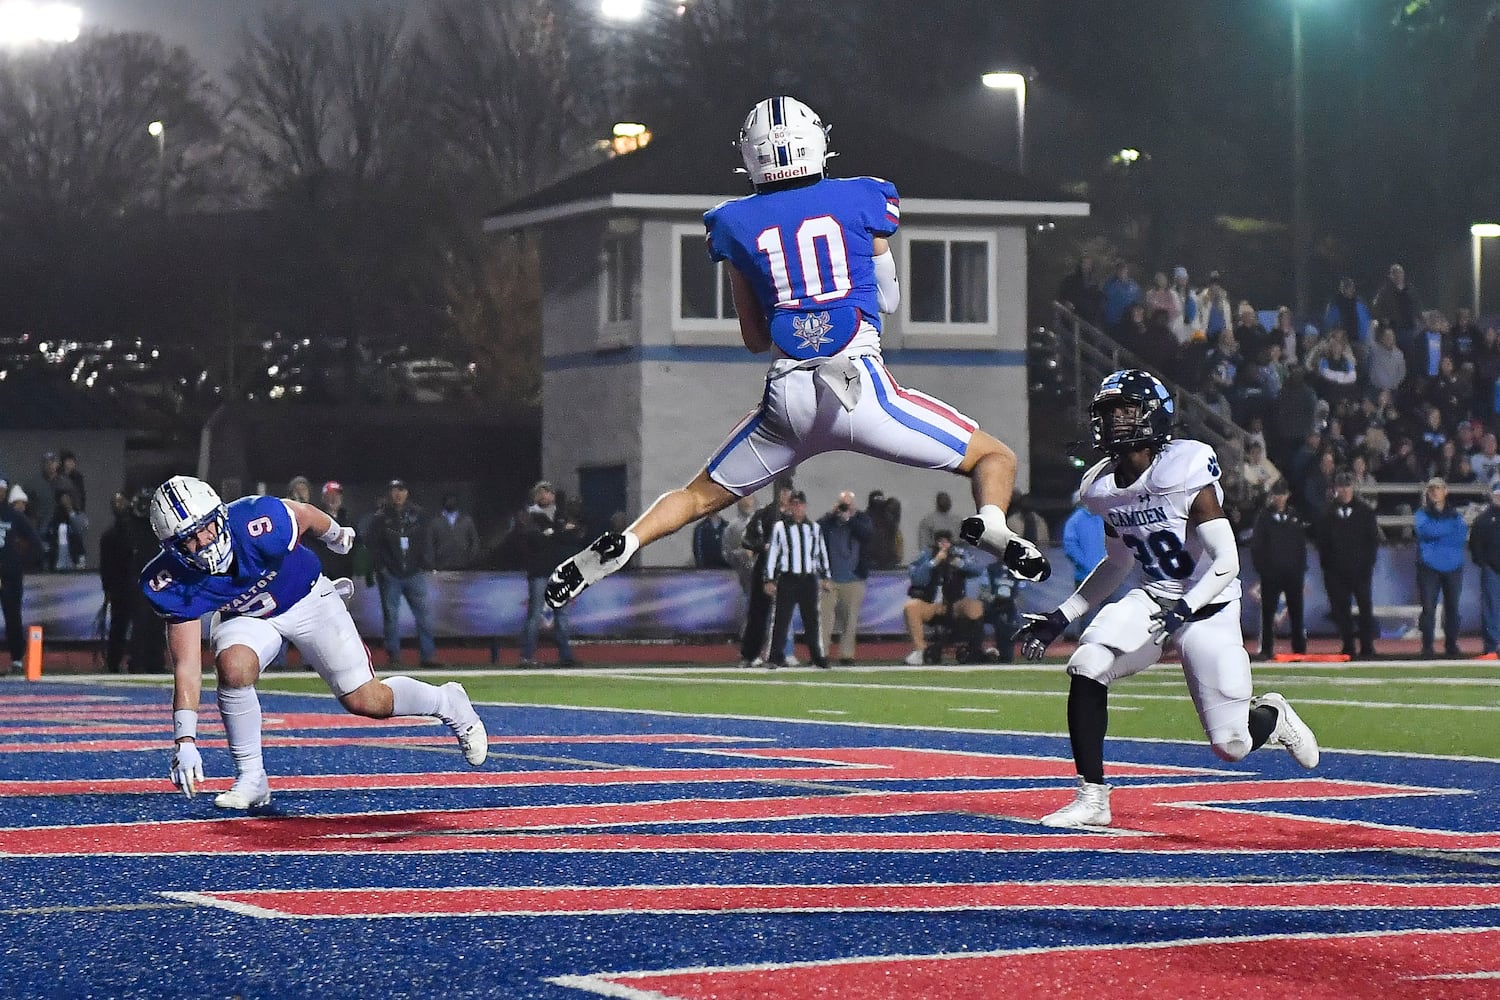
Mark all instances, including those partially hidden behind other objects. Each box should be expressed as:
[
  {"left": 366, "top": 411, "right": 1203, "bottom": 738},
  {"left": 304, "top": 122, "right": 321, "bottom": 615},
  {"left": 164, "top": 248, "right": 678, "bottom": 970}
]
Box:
[{"left": 543, "top": 346, "right": 1026, "bottom": 373}]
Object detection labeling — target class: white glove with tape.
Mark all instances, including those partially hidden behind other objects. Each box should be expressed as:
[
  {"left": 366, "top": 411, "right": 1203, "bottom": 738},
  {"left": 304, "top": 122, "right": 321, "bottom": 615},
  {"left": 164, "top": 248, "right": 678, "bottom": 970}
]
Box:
[
  {"left": 170, "top": 741, "right": 204, "bottom": 798},
  {"left": 322, "top": 523, "right": 355, "bottom": 555}
]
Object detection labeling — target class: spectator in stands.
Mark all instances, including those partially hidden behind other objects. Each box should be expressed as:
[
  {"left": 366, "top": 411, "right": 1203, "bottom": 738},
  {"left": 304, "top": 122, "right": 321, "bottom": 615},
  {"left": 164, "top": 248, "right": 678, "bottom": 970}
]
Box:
[
  {"left": 46, "top": 492, "right": 88, "bottom": 571},
  {"left": 1101, "top": 261, "right": 1141, "bottom": 330},
  {"left": 1241, "top": 440, "right": 1282, "bottom": 513},
  {"left": 1348, "top": 452, "right": 1379, "bottom": 502},
  {"left": 1233, "top": 301, "right": 1272, "bottom": 362},
  {"left": 1472, "top": 433, "right": 1500, "bottom": 486},
  {"left": 98, "top": 491, "right": 134, "bottom": 673},
  {"left": 286, "top": 476, "right": 313, "bottom": 504},
  {"left": 1425, "top": 355, "right": 1471, "bottom": 429},
  {"left": 1430, "top": 440, "right": 1468, "bottom": 485},
  {"left": 1273, "top": 367, "right": 1320, "bottom": 467},
  {"left": 1407, "top": 310, "right": 1452, "bottom": 384},
  {"left": 1365, "top": 325, "right": 1408, "bottom": 400},
  {"left": 1250, "top": 479, "right": 1308, "bottom": 660},
  {"left": 1417, "top": 405, "right": 1450, "bottom": 474},
  {"left": 1472, "top": 326, "right": 1500, "bottom": 421},
  {"left": 1233, "top": 343, "right": 1283, "bottom": 426},
  {"left": 1301, "top": 449, "right": 1337, "bottom": 520},
  {"left": 0, "top": 490, "right": 43, "bottom": 674},
  {"left": 1372, "top": 263, "right": 1421, "bottom": 345},
  {"left": 916, "top": 491, "right": 962, "bottom": 553},
  {"left": 360, "top": 479, "right": 438, "bottom": 667},
  {"left": 1006, "top": 492, "right": 1051, "bottom": 545},
  {"left": 1415, "top": 477, "right": 1468, "bottom": 657},
  {"left": 817, "top": 490, "right": 873, "bottom": 666},
  {"left": 1271, "top": 306, "right": 1301, "bottom": 366},
  {"left": 902, "top": 530, "right": 985, "bottom": 666},
  {"left": 309, "top": 481, "right": 354, "bottom": 579},
  {"left": 1312, "top": 331, "right": 1359, "bottom": 408},
  {"left": 1200, "top": 272, "right": 1233, "bottom": 344},
  {"left": 1324, "top": 278, "right": 1373, "bottom": 353},
  {"left": 1056, "top": 255, "right": 1105, "bottom": 327},
  {"left": 1313, "top": 471, "right": 1380, "bottom": 659},
  {"left": 1138, "top": 307, "right": 1181, "bottom": 378},
  {"left": 1468, "top": 481, "right": 1500, "bottom": 657},
  {"left": 1113, "top": 300, "right": 1149, "bottom": 352},
  {"left": 1144, "top": 271, "right": 1177, "bottom": 323},
  {"left": 58, "top": 450, "right": 86, "bottom": 512},
  {"left": 430, "top": 494, "right": 481, "bottom": 570},
  {"left": 1452, "top": 306, "right": 1482, "bottom": 368},
  {"left": 516, "top": 483, "right": 581, "bottom": 668},
  {"left": 1169, "top": 266, "right": 1199, "bottom": 344},
  {"left": 691, "top": 508, "right": 730, "bottom": 569}
]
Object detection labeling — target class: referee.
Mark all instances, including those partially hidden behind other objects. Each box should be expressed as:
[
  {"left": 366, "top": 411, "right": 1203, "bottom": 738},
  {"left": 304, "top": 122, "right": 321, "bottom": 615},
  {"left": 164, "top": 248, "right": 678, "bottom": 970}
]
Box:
[{"left": 764, "top": 491, "right": 831, "bottom": 669}]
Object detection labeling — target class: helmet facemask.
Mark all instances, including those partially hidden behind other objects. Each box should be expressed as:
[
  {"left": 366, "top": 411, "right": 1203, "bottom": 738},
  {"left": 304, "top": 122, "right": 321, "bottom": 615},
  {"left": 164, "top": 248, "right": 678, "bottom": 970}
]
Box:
[
  {"left": 1088, "top": 369, "right": 1175, "bottom": 455},
  {"left": 149, "top": 476, "right": 234, "bottom": 574}
]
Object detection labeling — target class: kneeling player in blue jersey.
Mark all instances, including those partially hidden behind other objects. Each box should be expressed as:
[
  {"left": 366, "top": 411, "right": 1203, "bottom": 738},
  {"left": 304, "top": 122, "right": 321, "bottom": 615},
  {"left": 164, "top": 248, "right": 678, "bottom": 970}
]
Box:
[{"left": 142, "top": 475, "right": 487, "bottom": 810}]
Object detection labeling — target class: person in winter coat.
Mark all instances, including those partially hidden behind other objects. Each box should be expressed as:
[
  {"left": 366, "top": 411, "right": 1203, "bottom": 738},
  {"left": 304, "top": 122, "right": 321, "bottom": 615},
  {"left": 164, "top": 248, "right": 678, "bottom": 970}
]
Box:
[{"left": 1414, "top": 477, "right": 1469, "bottom": 657}]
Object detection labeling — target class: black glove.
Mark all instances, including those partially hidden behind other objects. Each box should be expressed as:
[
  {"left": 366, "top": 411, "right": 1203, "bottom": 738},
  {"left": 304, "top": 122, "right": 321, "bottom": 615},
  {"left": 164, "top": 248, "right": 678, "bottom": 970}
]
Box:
[
  {"left": 1149, "top": 598, "right": 1192, "bottom": 646},
  {"left": 1013, "top": 608, "right": 1069, "bottom": 662},
  {"left": 1003, "top": 537, "right": 1051, "bottom": 582}
]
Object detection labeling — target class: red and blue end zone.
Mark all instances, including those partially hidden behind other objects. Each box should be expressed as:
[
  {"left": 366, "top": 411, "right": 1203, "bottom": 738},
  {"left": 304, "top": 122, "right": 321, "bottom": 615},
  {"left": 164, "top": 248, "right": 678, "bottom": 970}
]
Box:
[{"left": 0, "top": 685, "right": 1496, "bottom": 999}]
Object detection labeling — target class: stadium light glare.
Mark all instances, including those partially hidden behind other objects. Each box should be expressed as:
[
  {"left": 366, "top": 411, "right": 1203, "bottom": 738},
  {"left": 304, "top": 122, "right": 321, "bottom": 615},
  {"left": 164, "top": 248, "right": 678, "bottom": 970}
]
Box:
[
  {"left": 599, "top": 0, "right": 645, "bottom": 20},
  {"left": 981, "top": 71, "right": 1027, "bottom": 173},
  {"left": 1471, "top": 223, "right": 1500, "bottom": 239},
  {"left": 0, "top": 2, "right": 81, "bottom": 46},
  {"left": 1473, "top": 223, "right": 1500, "bottom": 315}
]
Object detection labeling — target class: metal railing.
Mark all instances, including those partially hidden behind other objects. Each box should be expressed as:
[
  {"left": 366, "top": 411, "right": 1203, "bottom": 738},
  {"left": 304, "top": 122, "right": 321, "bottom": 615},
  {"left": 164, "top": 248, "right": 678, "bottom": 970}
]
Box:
[{"left": 1049, "top": 302, "right": 1254, "bottom": 502}]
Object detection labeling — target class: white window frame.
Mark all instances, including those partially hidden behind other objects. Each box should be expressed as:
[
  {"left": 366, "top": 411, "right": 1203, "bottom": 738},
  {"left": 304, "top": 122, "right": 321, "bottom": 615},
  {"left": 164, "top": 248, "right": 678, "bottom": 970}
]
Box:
[
  {"left": 670, "top": 222, "right": 740, "bottom": 337},
  {"left": 900, "top": 227, "right": 998, "bottom": 337},
  {"left": 599, "top": 219, "right": 641, "bottom": 347}
]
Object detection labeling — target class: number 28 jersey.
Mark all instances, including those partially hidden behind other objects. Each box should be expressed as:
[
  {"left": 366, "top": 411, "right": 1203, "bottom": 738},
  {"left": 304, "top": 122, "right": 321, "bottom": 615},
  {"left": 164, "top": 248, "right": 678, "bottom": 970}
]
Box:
[
  {"left": 139, "top": 495, "right": 323, "bottom": 624},
  {"left": 705, "top": 176, "right": 899, "bottom": 360},
  {"left": 1079, "top": 439, "right": 1241, "bottom": 605}
]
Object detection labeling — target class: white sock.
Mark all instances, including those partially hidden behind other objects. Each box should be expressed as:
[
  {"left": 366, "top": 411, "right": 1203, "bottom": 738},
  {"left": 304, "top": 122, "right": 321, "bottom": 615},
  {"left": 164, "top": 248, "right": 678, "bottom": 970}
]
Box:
[
  {"left": 978, "top": 504, "right": 1013, "bottom": 542},
  {"left": 216, "top": 685, "right": 265, "bottom": 779},
  {"left": 384, "top": 675, "right": 445, "bottom": 717}
]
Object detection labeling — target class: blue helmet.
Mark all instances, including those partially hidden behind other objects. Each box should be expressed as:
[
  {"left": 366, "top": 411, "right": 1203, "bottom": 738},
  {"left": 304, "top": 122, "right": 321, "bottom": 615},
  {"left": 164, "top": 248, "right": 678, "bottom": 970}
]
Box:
[{"left": 1089, "top": 368, "right": 1175, "bottom": 455}]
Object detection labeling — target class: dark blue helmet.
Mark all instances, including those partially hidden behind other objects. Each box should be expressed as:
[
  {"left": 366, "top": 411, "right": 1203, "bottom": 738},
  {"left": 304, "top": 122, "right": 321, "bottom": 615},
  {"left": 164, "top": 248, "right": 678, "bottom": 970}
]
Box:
[{"left": 1089, "top": 369, "right": 1175, "bottom": 455}]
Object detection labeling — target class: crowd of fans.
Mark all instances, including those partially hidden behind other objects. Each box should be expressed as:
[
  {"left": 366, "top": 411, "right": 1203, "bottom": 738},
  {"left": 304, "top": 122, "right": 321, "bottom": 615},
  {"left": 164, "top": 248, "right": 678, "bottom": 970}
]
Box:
[{"left": 1059, "top": 258, "right": 1500, "bottom": 534}]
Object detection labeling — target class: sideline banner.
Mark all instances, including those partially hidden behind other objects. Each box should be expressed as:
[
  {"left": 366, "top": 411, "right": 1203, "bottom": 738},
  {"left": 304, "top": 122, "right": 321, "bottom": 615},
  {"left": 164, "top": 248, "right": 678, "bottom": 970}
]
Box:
[{"left": 16, "top": 545, "right": 1467, "bottom": 642}]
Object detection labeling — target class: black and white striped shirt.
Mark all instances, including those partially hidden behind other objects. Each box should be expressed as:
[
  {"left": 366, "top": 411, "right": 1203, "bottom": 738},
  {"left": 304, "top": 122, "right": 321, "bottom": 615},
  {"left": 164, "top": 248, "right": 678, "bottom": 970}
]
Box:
[{"left": 765, "top": 517, "right": 830, "bottom": 579}]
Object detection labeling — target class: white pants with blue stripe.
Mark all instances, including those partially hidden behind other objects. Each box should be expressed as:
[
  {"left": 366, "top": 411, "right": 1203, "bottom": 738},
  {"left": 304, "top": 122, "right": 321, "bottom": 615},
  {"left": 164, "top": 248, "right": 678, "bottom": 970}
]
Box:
[{"left": 705, "top": 353, "right": 977, "bottom": 496}]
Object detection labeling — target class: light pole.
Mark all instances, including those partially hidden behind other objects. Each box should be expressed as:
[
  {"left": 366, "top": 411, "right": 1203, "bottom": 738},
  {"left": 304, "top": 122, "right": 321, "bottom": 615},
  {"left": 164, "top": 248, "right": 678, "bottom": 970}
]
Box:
[
  {"left": 1291, "top": 2, "right": 1308, "bottom": 318},
  {"left": 981, "top": 71, "right": 1026, "bottom": 174},
  {"left": 147, "top": 119, "right": 166, "bottom": 215},
  {"left": 1472, "top": 223, "right": 1500, "bottom": 316}
]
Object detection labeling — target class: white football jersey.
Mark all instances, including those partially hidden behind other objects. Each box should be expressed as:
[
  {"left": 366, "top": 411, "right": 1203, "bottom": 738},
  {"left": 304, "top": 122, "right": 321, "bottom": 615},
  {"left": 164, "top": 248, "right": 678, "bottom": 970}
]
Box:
[{"left": 1079, "top": 439, "right": 1242, "bottom": 605}]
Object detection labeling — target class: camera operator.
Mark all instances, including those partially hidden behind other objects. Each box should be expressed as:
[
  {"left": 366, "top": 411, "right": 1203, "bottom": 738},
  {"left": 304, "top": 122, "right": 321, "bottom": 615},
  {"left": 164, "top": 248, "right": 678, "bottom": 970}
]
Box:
[
  {"left": 817, "top": 490, "right": 873, "bottom": 665},
  {"left": 901, "top": 530, "right": 985, "bottom": 665}
]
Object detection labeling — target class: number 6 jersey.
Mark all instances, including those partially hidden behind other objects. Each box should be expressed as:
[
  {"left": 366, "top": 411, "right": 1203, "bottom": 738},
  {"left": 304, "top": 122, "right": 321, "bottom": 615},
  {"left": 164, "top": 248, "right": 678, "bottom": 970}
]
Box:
[
  {"left": 1078, "top": 439, "right": 1242, "bottom": 605},
  {"left": 140, "top": 495, "right": 323, "bottom": 624}
]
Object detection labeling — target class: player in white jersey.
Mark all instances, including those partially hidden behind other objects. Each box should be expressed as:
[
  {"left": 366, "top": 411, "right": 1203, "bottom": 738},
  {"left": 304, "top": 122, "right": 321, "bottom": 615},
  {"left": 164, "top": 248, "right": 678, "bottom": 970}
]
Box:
[
  {"left": 543, "top": 96, "right": 1049, "bottom": 612},
  {"left": 1014, "top": 369, "right": 1319, "bottom": 828}
]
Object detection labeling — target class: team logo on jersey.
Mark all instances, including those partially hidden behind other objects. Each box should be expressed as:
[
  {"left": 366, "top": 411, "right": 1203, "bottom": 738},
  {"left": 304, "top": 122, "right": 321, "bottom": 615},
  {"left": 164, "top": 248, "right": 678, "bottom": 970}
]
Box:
[{"left": 792, "top": 312, "right": 834, "bottom": 351}]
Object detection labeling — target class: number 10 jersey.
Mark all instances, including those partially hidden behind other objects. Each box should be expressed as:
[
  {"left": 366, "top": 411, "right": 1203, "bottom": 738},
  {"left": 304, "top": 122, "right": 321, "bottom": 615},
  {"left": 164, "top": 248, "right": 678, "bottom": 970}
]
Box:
[{"left": 1079, "top": 438, "right": 1242, "bottom": 606}]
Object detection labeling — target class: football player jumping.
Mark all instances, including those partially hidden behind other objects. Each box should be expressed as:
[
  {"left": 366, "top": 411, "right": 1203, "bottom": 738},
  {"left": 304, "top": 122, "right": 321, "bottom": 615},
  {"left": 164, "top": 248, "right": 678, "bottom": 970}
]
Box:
[
  {"left": 142, "top": 475, "right": 488, "bottom": 810},
  {"left": 1015, "top": 370, "right": 1319, "bottom": 828},
  {"left": 546, "top": 95, "right": 1049, "bottom": 610}
]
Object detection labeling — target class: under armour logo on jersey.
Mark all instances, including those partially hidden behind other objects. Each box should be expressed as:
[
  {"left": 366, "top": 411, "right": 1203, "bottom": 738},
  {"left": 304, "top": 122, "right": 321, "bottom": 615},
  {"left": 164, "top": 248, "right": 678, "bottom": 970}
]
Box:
[{"left": 793, "top": 312, "right": 834, "bottom": 351}]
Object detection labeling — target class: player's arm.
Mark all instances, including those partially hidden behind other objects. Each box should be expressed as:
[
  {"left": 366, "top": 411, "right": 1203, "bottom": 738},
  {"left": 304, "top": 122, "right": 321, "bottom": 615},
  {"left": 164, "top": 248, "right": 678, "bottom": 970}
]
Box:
[
  {"left": 728, "top": 266, "right": 772, "bottom": 354},
  {"left": 1180, "top": 485, "right": 1239, "bottom": 613},
  {"left": 167, "top": 618, "right": 206, "bottom": 798},
  {"left": 284, "top": 499, "right": 354, "bottom": 554},
  {"left": 1016, "top": 526, "right": 1133, "bottom": 661},
  {"left": 871, "top": 235, "right": 900, "bottom": 314}
]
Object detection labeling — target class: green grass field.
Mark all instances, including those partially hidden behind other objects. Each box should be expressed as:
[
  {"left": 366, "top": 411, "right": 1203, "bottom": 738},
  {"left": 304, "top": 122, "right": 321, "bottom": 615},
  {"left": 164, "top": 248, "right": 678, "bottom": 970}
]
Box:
[{"left": 228, "top": 658, "right": 1500, "bottom": 760}]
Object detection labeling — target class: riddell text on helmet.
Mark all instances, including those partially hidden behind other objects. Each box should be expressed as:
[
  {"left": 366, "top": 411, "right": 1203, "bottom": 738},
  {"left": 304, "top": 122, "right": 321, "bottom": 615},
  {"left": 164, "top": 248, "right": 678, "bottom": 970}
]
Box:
[{"left": 760, "top": 165, "right": 814, "bottom": 182}]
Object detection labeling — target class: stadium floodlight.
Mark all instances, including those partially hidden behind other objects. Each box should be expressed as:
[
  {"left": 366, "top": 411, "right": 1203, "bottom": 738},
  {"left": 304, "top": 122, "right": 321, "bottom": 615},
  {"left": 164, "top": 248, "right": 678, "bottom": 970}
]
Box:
[
  {"left": 1472, "top": 223, "right": 1500, "bottom": 315},
  {"left": 599, "top": 0, "right": 645, "bottom": 20},
  {"left": 609, "top": 121, "right": 651, "bottom": 155},
  {"left": 981, "top": 71, "right": 1027, "bottom": 174},
  {"left": 0, "top": 2, "right": 82, "bottom": 46}
]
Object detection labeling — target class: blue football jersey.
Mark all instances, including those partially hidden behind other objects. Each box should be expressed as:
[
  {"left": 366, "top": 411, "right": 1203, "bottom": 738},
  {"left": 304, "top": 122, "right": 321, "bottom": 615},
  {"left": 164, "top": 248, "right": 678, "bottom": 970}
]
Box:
[
  {"left": 705, "top": 176, "right": 900, "bottom": 359},
  {"left": 140, "top": 495, "right": 323, "bottom": 624}
]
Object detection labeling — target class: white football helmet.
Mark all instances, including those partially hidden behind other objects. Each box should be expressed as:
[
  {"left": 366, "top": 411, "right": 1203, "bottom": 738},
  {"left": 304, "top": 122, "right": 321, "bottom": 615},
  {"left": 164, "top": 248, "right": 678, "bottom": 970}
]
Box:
[
  {"left": 737, "top": 96, "right": 829, "bottom": 186},
  {"left": 149, "top": 475, "right": 233, "bottom": 574}
]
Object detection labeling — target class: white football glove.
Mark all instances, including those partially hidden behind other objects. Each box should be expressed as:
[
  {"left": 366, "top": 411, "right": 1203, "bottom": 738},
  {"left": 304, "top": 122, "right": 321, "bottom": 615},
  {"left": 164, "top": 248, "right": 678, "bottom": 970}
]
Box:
[
  {"left": 326, "top": 526, "right": 355, "bottom": 555},
  {"left": 170, "top": 740, "right": 204, "bottom": 798}
]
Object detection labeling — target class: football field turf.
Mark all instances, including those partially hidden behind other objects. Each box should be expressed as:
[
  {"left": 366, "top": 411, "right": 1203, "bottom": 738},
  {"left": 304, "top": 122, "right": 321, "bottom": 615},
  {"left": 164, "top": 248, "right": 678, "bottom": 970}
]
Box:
[{"left": 2, "top": 658, "right": 1496, "bottom": 998}]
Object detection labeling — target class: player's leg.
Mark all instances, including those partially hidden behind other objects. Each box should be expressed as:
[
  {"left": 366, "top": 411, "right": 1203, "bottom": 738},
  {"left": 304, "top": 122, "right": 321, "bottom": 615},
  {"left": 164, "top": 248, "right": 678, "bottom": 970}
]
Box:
[
  {"left": 765, "top": 582, "right": 795, "bottom": 668},
  {"left": 1285, "top": 578, "right": 1307, "bottom": 654},
  {"left": 288, "top": 584, "right": 488, "bottom": 766},
  {"left": 208, "top": 617, "right": 282, "bottom": 809},
  {"left": 1258, "top": 580, "right": 1280, "bottom": 659},
  {"left": 846, "top": 358, "right": 1048, "bottom": 581},
  {"left": 798, "top": 578, "right": 828, "bottom": 668},
  {"left": 547, "top": 390, "right": 801, "bottom": 609},
  {"left": 1043, "top": 591, "right": 1163, "bottom": 828},
  {"left": 0, "top": 576, "right": 24, "bottom": 671}
]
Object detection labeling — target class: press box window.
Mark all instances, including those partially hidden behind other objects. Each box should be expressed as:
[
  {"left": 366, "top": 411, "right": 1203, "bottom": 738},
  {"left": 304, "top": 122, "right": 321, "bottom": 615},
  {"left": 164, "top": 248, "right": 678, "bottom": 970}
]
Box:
[
  {"left": 678, "top": 234, "right": 738, "bottom": 321},
  {"left": 907, "top": 237, "right": 991, "bottom": 325}
]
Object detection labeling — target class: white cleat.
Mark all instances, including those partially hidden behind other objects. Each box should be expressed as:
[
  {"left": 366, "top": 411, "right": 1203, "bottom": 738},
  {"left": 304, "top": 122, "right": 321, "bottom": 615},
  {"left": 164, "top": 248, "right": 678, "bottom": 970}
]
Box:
[
  {"left": 441, "top": 682, "right": 488, "bottom": 766},
  {"left": 545, "top": 531, "right": 640, "bottom": 609},
  {"left": 1040, "top": 778, "right": 1112, "bottom": 828},
  {"left": 1253, "top": 692, "right": 1320, "bottom": 769},
  {"left": 213, "top": 772, "right": 271, "bottom": 810}
]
